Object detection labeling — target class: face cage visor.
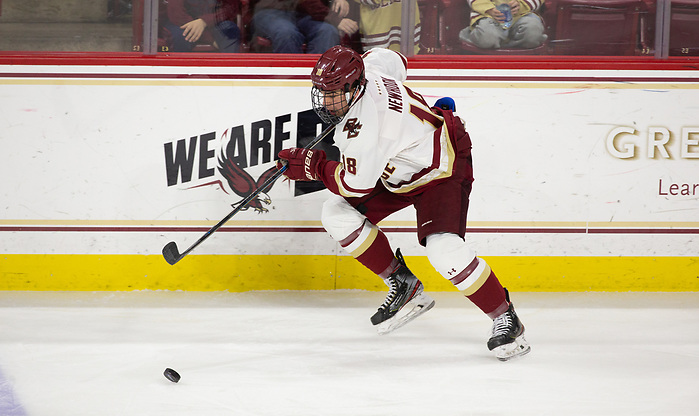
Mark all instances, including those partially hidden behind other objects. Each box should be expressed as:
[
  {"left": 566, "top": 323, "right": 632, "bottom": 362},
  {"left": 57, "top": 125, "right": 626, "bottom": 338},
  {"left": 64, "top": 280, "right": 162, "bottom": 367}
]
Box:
[{"left": 311, "top": 86, "right": 351, "bottom": 125}]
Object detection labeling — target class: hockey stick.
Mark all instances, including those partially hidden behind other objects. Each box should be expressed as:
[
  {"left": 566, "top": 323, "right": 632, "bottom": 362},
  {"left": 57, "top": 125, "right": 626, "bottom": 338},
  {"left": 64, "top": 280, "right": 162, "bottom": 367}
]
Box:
[{"left": 162, "top": 123, "right": 336, "bottom": 265}]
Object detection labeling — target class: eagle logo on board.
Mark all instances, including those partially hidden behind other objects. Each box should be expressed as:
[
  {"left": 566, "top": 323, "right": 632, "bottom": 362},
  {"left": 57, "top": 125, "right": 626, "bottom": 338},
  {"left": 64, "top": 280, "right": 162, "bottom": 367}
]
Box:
[
  {"left": 217, "top": 153, "right": 277, "bottom": 213},
  {"left": 215, "top": 128, "right": 277, "bottom": 213}
]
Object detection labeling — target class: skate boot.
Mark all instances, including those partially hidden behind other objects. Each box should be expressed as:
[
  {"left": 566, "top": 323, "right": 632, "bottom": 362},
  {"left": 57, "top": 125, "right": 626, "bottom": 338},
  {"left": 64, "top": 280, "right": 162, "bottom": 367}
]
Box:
[
  {"left": 487, "top": 289, "right": 531, "bottom": 361},
  {"left": 370, "top": 249, "right": 435, "bottom": 335}
]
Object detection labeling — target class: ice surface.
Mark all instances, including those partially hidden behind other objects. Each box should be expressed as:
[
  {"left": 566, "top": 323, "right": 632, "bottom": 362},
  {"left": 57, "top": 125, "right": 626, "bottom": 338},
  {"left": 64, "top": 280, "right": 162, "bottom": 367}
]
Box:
[{"left": 0, "top": 291, "right": 697, "bottom": 416}]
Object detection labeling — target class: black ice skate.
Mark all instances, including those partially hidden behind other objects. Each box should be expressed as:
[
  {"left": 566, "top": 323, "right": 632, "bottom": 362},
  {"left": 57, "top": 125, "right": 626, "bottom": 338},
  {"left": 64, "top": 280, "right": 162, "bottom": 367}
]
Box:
[
  {"left": 370, "top": 249, "right": 435, "bottom": 335},
  {"left": 487, "top": 289, "right": 531, "bottom": 361}
]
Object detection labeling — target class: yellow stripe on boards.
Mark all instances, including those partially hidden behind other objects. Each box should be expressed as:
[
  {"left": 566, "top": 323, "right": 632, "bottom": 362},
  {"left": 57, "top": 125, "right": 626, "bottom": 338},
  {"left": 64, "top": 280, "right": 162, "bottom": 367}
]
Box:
[
  {"left": 485, "top": 256, "right": 699, "bottom": 292},
  {"left": 0, "top": 255, "right": 336, "bottom": 291},
  {"left": 336, "top": 256, "right": 699, "bottom": 292},
  {"left": 0, "top": 254, "right": 697, "bottom": 292}
]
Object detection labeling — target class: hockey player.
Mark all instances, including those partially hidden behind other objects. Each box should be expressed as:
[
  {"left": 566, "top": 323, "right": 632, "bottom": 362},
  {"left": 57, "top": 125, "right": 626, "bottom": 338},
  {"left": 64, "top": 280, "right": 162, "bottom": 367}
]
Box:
[{"left": 276, "top": 45, "right": 530, "bottom": 360}]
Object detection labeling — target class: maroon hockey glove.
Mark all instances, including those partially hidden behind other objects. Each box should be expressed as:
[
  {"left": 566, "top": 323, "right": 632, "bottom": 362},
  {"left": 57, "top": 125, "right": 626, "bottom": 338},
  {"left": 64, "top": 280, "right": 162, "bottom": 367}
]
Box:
[{"left": 276, "top": 148, "right": 327, "bottom": 181}]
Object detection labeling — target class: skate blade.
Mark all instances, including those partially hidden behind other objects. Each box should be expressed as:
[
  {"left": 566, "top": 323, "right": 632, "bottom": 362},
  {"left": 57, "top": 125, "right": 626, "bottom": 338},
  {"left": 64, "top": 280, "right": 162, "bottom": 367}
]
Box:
[
  {"left": 377, "top": 293, "right": 435, "bottom": 335},
  {"left": 493, "top": 334, "right": 531, "bottom": 361}
]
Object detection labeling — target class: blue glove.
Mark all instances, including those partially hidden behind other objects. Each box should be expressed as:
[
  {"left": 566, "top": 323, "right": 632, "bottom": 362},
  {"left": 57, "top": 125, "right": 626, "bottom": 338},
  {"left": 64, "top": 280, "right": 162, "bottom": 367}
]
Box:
[{"left": 434, "top": 97, "right": 456, "bottom": 112}]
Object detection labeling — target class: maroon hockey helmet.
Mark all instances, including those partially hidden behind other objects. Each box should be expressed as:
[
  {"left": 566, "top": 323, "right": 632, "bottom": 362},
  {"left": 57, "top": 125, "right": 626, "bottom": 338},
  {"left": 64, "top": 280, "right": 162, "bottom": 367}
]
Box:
[
  {"left": 311, "top": 46, "right": 366, "bottom": 124},
  {"left": 311, "top": 45, "right": 365, "bottom": 93}
]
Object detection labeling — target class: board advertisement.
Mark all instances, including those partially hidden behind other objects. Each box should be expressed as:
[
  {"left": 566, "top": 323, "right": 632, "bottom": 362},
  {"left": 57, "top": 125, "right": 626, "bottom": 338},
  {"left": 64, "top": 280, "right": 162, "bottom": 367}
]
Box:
[{"left": 0, "top": 64, "right": 696, "bottom": 290}]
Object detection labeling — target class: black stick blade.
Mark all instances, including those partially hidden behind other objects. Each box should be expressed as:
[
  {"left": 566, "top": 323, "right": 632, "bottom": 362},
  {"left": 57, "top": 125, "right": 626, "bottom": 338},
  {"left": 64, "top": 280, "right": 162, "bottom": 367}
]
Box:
[{"left": 162, "top": 242, "right": 182, "bottom": 265}]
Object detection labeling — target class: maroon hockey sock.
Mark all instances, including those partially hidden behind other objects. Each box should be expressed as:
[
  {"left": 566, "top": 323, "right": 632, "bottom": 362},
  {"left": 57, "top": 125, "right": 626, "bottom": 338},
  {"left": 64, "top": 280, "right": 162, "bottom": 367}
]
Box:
[
  {"left": 341, "top": 226, "right": 397, "bottom": 279},
  {"left": 466, "top": 271, "right": 509, "bottom": 319}
]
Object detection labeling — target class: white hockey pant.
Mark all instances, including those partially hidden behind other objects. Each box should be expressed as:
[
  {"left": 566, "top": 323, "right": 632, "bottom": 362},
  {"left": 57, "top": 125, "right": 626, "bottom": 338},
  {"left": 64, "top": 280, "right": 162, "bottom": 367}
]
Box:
[{"left": 321, "top": 195, "right": 376, "bottom": 255}]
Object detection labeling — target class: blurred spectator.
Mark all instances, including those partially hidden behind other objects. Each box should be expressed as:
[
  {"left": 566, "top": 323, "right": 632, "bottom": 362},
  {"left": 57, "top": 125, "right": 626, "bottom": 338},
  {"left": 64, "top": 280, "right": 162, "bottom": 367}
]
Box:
[
  {"left": 459, "top": 0, "right": 546, "bottom": 49},
  {"left": 252, "top": 0, "right": 359, "bottom": 53},
  {"left": 355, "top": 0, "right": 420, "bottom": 54},
  {"left": 165, "top": 0, "right": 241, "bottom": 52},
  {"left": 109, "top": 0, "right": 133, "bottom": 20}
]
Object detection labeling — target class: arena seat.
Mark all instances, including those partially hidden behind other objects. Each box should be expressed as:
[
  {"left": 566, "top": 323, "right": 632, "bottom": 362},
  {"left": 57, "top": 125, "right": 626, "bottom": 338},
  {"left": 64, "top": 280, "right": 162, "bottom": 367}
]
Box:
[
  {"left": 546, "top": 0, "right": 653, "bottom": 56},
  {"left": 669, "top": 0, "right": 699, "bottom": 56},
  {"left": 418, "top": 0, "right": 469, "bottom": 54}
]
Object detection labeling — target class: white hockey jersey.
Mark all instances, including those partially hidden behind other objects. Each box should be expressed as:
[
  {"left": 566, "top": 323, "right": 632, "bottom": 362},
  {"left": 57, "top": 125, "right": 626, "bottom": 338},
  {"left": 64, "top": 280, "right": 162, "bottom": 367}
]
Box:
[{"left": 328, "top": 48, "right": 457, "bottom": 198}]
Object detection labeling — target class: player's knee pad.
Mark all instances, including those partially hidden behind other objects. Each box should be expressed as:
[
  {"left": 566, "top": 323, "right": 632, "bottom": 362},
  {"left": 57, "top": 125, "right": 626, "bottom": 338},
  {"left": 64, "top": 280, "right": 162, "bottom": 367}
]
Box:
[
  {"left": 320, "top": 196, "right": 367, "bottom": 242},
  {"left": 426, "top": 233, "right": 476, "bottom": 277},
  {"left": 425, "top": 233, "right": 491, "bottom": 296}
]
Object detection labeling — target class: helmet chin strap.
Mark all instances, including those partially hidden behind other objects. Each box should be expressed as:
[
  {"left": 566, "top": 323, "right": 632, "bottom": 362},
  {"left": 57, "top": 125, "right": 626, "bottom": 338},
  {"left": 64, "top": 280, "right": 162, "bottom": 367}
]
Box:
[{"left": 345, "top": 80, "right": 366, "bottom": 113}]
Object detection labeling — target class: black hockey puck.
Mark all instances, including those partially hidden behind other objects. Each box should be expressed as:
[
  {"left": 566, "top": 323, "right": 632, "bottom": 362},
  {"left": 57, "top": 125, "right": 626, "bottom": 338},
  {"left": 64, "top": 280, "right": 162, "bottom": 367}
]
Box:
[{"left": 163, "top": 368, "right": 181, "bottom": 383}]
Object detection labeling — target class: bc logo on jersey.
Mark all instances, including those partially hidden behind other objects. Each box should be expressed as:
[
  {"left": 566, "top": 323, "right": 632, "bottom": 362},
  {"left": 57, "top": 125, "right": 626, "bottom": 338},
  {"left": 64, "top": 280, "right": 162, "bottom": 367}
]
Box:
[{"left": 343, "top": 118, "right": 363, "bottom": 139}]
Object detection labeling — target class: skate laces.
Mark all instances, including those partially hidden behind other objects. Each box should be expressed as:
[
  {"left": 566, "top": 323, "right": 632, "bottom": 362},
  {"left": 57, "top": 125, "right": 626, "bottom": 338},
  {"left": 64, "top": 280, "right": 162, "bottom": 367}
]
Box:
[
  {"left": 491, "top": 309, "right": 514, "bottom": 337},
  {"left": 377, "top": 249, "right": 421, "bottom": 313},
  {"left": 379, "top": 276, "right": 399, "bottom": 311}
]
